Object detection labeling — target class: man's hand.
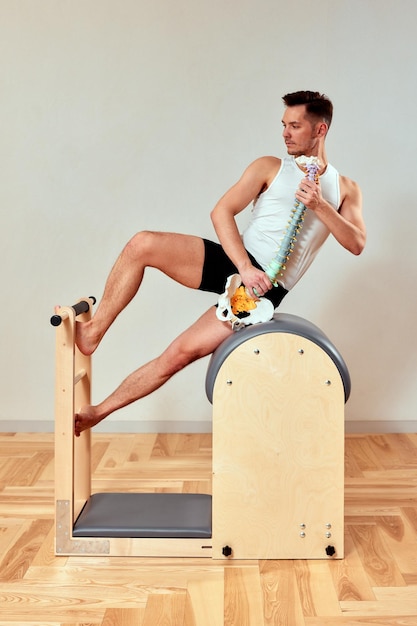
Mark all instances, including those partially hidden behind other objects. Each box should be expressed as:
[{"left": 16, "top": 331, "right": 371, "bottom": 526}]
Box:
[
  {"left": 295, "top": 176, "right": 322, "bottom": 211},
  {"left": 238, "top": 265, "right": 273, "bottom": 299}
]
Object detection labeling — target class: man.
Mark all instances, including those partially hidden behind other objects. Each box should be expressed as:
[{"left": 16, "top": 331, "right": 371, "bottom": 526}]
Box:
[{"left": 74, "top": 90, "right": 366, "bottom": 436}]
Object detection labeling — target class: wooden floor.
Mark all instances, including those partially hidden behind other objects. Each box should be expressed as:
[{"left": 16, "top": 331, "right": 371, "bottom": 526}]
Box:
[{"left": 0, "top": 432, "right": 416, "bottom": 625}]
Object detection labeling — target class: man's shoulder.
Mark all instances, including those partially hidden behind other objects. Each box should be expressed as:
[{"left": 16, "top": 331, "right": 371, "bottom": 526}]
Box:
[
  {"left": 338, "top": 173, "right": 361, "bottom": 193},
  {"left": 337, "top": 173, "right": 362, "bottom": 207},
  {"left": 248, "top": 156, "right": 282, "bottom": 178},
  {"left": 254, "top": 155, "right": 282, "bottom": 168}
]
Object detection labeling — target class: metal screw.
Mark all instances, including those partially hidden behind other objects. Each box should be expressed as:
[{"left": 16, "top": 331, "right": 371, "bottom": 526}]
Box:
[
  {"left": 300, "top": 523, "right": 306, "bottom": 529},
  {"left": 298, "top": 349, "right": 304, "bottom": 354},
  {"left": 254, "top": 349, "right": 260, "bottom": 355},
  {"left": 226, "top": 380, "right": 233, "bottom": 386},
  {"left": 325, "top": 380, "right": 332, "bottom": 386},
  {"left": 326, "top": 523, "right": 332, "bottom": 529},
  {"left": 326, "top": 532, "right": 332, "bottom": 538},
  {"left": 300, "top": 531, "right": 306, "bottom": 538}
]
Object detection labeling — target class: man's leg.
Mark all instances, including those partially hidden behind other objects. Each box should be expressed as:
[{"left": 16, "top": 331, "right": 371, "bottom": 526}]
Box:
[
  {"left": 76, "top": 232, "right": 205, "bottom": 355},
  {"left": 74, "top": 306, "right": 234, "bottom": 436}
]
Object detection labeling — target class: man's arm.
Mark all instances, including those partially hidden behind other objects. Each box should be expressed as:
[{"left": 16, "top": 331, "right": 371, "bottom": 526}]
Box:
[
  {"left": 210, "top": 156, "right": 280, "bottom": 297},
  {"left": 297, "top": 175, "right": 366, "bottom": 255}
]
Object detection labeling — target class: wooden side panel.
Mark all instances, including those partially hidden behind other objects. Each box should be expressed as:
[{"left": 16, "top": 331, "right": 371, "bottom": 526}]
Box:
[
  {"left": 54, "top": 306, "right": 77, "bottom": 508},
  {"left": 54, "top": 299, "right": 93, "bottom": 554},
  {"left": 212, "top": 332, "right": 345, "bottom": 560}
]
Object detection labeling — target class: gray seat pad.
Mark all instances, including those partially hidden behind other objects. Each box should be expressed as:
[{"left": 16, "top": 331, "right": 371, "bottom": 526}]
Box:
[{"left": 73, "top": 493, "right": 212, "bottom": 538}]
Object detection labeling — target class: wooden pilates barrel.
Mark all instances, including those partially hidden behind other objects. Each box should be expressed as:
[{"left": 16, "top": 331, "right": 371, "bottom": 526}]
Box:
[{"left": 206, "top": 312, "right": 349, "bottom": 560}]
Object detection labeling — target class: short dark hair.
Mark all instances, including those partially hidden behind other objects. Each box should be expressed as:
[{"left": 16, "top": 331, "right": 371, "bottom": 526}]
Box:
[{"left": 282, "top": 90, "right": 333, "bottom": 128}]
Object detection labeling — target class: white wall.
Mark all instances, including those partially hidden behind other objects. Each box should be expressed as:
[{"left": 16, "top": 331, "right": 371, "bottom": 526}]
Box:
[{"left": 1, "top": 0, "right": 416, "bottom": 433}]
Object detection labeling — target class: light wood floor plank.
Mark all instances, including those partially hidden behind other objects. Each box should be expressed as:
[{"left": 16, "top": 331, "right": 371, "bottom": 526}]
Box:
[
  {"left": 97, "top": 436, "right": 137, "bottom": 471},
  {"left": 349, "top": 524, "right": 407, "bottom": 587},
  {"left": 402, "top": 505, "right": 417, "bottom": 532},
  {"left": 224, "top": 566, "right": 265, "bottom": 625},
  {"left": 101, "top": 607, "right": 145, "bottom": 626},
  {"left": 185, "top": 572, "right": 224, "bottom": 626},
  {"left": 0, "top": 519, "right": 53, "bottom": 582},
  {"left": 344, "top": 437, "right": 384, "bottom": 473},
  {"left": 388, "top": 434, "right": 417, "bottom": 465},
  {"left": 294, "top": 560, "right": 342, "bottom": 618},
  {"left": 142, "top": 592, "right": 186, "bottom": 626},
  {"left": 328, "top": 529, "right": 375, "bottom": 601},
  {"left": 8, "top": 451, "right": 53, "bottom": 487},
  {"left": 340, "top": 584, "right": 417, "bottom": 616},
  {"left": 260, "top": 559, "right": 306, "bottom": 626},
  {"left": 375, "top": 513, "right": 417, "bottom": 574}
]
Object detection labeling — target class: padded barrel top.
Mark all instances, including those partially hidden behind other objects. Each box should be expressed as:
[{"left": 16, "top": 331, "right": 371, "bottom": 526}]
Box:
[{"left": 205, "top": 312, "right": 351, "bottom": 404}]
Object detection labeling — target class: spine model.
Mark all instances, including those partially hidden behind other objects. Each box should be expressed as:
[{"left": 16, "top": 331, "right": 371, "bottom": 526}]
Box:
[
  {"left": 264, "top": 155, "right": 321, "bottom": 286},
  {"left": 216, "top": 155, "right": 321, "bottom": 330}
]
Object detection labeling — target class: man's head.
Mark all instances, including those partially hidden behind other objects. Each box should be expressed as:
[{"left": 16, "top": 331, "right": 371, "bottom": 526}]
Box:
[
  {"left": 282, "top": 91, "right": 333, "bottom": 128},
  {"left": 281, "top": 90, "right": 333, "bottom": 157}
]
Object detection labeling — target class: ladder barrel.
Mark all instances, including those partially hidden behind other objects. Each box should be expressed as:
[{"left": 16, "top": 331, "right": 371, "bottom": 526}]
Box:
[{"left": 51, "top": 300, "right": 348, "bottom": 560}]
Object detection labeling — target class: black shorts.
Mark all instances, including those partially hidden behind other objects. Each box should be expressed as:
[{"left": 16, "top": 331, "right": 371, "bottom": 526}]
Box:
[{"left": 198, "top": 239, "right": 288, "bottom": 309}]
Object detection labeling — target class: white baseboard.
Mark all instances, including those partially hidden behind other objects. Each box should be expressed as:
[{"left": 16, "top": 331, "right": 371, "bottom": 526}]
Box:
[
  {"left": 0, "top": 420, "right": 212, "bottom": 434},
  {"left": 344, "top": 421, "right": 417, "bottom": 434},
  {"left": 0, "top": 420, "right": 416, "bottom": 434}
]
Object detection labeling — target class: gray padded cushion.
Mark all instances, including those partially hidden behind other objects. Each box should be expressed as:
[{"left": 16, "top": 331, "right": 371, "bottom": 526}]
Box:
[
  {"left": 73, "top": 493, "right": 212, "bottom": 538},
  {"left": 205, "top": 312, "right": 351, "bottom": 404}
]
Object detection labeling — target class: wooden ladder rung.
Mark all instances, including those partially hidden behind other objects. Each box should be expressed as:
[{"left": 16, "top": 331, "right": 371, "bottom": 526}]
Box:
[{"left": 74, "top": 368, "right": 87, "bottom": 385}]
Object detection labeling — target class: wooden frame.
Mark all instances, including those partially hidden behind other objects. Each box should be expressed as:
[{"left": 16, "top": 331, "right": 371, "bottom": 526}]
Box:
[
  {"left": 212, "top": 332, "right": 345, "bottom": 559},
  {"left": 53, "top": 300, "right": 345, "bottom": 559},
  {"left": 53, "top": 298, "right": 211, "bottom": 558}
]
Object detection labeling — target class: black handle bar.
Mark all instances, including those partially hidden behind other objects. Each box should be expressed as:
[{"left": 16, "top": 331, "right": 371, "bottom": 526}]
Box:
[{"left": 50, "top": 296, "right": 96, "bottom": 326}]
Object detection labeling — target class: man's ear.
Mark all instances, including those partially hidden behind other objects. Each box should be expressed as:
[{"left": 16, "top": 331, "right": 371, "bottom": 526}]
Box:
[{"left": 316, "top": 122, "right": 328, "bottom": 137}]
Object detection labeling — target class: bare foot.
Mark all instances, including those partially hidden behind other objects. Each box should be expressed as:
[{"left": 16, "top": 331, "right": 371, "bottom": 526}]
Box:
[
  {"left": 74, "top": 406, "right": 104, "bottom": 437},
  {"left": 75, "top": 320, "right": 102, "bottom": 356},
  {"left": 53, "top": 305, "right": 102, "bottom": 356}
]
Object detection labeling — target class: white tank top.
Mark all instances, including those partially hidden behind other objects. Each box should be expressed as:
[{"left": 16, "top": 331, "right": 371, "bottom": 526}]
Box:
[{"left": 242, "top": 156, "right": 340, "bottom": 290}]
